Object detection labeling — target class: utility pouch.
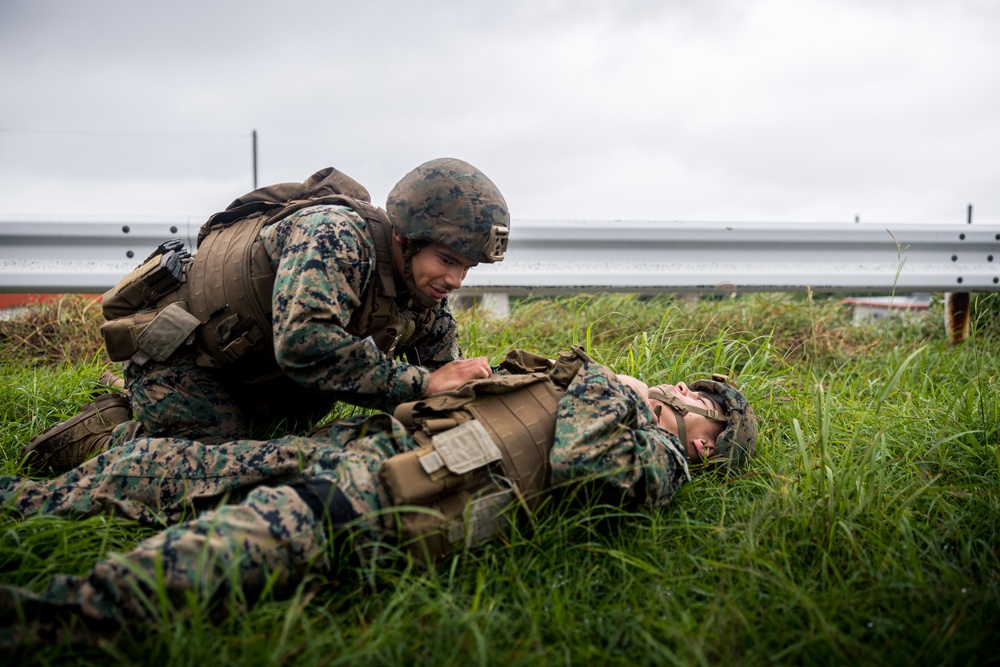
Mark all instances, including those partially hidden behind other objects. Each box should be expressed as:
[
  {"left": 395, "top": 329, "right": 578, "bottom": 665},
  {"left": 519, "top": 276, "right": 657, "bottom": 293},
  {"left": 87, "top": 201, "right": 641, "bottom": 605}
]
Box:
[
  {"left": 101, "top": 310, "right": 160, "bottom": 362},
  {"left": 390, "top": 480, "right": 516, "bottom": 563},
  {"left": 100, "top": 301, "right": 201, "bottom": 365},
  {"left": 380, "top": 363, "right": 567, "bottom": 561},
  {"left": 381, "top": 420, "right": 502, "bottom": 506},
  {"left": 496, "top": 349, "right": 555, "bottom": 374},
  {"left": 381, "top": 419, "right": 516, "bottom": 561},
  {"left": 133, "top": 301, "right": 201, "bottom": 365},
  {"left": 102, "top": 240, "right": 190, "bottom": 320},
  {"left": 549, "top": 345, "right": 591, "bottom": 388}
]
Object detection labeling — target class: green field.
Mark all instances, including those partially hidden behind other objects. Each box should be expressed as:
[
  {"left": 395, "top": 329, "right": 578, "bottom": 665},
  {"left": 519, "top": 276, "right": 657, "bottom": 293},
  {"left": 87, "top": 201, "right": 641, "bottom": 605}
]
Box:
[{"left": 2, "top": 293, "right": 998, "bottom": 665}]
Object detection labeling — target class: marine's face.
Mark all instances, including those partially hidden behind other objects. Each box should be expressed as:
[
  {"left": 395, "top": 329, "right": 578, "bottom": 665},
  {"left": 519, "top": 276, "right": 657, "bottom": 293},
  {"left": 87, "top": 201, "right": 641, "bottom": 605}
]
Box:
[
  {"left": 647, "top": 382, "right": 725, "bottom": 463},
  {"left": 394, "top": 233, "right": 478, "bottom": 303}
]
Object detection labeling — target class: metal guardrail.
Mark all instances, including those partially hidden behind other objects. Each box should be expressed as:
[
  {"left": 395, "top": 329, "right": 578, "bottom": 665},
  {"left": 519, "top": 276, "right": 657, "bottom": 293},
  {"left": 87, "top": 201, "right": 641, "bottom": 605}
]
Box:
[
  {"left": 0, "top": 217, "right": 199, "bottom": 293},
  {"left": 466, "top": 220, "right": 1000, "bottom": 295},
  {"left": 1, "top": 216, "right": 999, "bottom": 295}
]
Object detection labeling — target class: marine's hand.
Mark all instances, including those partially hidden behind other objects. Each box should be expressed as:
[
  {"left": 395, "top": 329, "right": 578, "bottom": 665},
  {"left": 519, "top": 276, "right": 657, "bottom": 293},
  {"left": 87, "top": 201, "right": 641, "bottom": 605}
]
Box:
[{"left": 426, "top": 357, "right": 492, "bottom": 395}]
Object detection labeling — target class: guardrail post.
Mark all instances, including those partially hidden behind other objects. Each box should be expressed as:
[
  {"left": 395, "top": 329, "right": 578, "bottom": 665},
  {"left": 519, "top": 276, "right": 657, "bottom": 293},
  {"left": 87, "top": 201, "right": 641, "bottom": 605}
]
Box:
[{"left": 945, "top": 292, "right": 971, "bottom": 345}]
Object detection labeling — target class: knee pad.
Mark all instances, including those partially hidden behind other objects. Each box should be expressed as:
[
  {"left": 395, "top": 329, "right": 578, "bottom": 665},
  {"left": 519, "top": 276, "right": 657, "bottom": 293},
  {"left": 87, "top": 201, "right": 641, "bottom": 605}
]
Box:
[{"left": 286, "top": 478, "right": 358, "bottom": 527}]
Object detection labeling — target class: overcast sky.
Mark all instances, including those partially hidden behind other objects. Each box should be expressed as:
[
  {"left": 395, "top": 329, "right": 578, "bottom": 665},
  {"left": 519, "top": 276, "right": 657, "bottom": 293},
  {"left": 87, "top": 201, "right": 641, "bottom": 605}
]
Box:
[{"left": 1, "top": 0, "right": 997, "bottom": 225}]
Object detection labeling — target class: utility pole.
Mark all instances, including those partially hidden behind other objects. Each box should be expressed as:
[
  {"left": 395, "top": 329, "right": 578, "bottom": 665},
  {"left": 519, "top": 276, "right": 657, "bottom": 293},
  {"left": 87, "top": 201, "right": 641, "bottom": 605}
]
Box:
[{"left": 252, "top": 129, "right": 258, "bottom": 189}]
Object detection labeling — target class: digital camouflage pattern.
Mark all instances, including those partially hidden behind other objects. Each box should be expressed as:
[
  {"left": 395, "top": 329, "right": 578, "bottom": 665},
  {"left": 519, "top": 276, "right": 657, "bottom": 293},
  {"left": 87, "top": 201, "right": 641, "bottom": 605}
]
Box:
[
  {"left": 0, "top": 352, "right": 689, "bottom": 642},
  {"left": 688, "top": 375, "right": 758, "bottom": 470},
  {"left": 118, "top": 204, "right": 462, "bottom": 444},
  {"left": 258, "top": 205, "right": 460, "bottom": 404},
  {"left": 386, "top": 158, "right": 510, "bottom": 264},
  {"left": 0, "top": 412, "right": 418, "bottom": 641},
  {"left": 554, "top": 357, "right": 690, "bottom": 505}
]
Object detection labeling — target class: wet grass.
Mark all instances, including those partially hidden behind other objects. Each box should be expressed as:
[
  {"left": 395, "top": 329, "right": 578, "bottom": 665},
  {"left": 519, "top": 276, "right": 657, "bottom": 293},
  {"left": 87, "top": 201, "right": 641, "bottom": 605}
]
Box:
[{"left": 1, "top": 292, "right": 998, "bottom": 665}]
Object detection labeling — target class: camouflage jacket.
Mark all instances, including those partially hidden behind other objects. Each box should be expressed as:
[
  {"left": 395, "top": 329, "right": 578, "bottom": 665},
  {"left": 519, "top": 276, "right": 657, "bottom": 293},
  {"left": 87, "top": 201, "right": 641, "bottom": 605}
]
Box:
[
  {"left": 259, "top": 204, "right": 462, "bottom": 408},
  {"left": 548, "top": 355, "right": 689, "bottom": 507}
]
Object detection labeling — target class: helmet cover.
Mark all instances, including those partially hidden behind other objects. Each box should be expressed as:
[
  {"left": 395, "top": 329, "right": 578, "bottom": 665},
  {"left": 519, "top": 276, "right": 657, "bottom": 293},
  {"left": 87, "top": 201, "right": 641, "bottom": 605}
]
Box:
[
  {"left": 386, "top": 158, "right": 510, "bottom": 264},
  {"left": 688, "top": 374, "right": 758, "bottom": 470}
]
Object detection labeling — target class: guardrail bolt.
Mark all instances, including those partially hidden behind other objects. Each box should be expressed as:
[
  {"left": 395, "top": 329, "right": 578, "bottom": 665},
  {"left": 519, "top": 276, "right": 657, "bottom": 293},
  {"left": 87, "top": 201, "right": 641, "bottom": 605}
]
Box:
[
  {"left": 127, "top": 250, "right": 135, "bottom": 258},
  {"left": 122, "top": 225, "right": 130, "bottom": 234}
]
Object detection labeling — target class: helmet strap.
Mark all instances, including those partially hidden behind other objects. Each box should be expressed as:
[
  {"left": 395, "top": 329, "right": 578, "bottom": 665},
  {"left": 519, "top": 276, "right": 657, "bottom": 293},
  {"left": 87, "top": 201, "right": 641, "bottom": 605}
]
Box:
[
  {"left": 648, "top": 388, "right": 727, "bottom": 450},
  {"left": 670, "top": 405, "right": 689, "bottom": 446},
  {"left": 396, "top": 236, "right": 438, "bottom": 309}
]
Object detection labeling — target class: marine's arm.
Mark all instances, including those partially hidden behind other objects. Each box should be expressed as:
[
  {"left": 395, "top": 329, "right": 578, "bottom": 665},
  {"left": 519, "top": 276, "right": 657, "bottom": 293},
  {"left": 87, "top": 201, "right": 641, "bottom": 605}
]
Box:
[
  {"left": 549, "top": 358, "right": 690, "bottom": 507},
  {"left": 262, "top": 206, "right": 432, "bottom": 408}
]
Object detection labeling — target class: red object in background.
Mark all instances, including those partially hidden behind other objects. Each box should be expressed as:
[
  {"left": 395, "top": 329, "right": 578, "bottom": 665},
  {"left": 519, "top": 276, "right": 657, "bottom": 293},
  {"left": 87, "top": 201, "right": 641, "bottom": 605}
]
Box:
[{"left": 0, "top": 294, "right": 101, "bottom": 308}]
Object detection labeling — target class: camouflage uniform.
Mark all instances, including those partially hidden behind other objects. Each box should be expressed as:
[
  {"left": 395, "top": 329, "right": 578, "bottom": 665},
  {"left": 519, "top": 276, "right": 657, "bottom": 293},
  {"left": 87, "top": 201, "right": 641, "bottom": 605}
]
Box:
[
  {"left": 24, "top": 160, "right": 510, "bottom": 473},
  {"left": 0, "top": 352, "right": 688, "bottom": 639},
  {"left": 121, "top": 204, "right": 461, "bottom": 444}
]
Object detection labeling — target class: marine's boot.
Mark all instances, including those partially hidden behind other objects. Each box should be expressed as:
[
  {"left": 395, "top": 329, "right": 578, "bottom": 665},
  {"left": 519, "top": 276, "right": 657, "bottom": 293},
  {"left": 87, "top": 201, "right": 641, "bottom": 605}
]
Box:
[{"left": 21, "top": 393, "right": 132, "bottom": 471}]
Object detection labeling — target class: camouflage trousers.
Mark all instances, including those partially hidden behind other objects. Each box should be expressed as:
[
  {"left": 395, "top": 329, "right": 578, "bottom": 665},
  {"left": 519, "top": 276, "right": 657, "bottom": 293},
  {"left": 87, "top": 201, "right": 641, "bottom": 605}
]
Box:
[
  {"left": 0, "top": 412, "right": 417, "bottom": 638},
  {"left": 119, "top": 346, "right": 337, "bottom": 444}
]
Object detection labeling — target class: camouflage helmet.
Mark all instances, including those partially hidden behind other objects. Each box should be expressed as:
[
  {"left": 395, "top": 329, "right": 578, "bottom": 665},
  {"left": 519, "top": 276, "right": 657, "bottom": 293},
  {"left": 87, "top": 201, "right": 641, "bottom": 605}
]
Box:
[
  {"left": 689, "top": 374, "right": 758, "bottom": 471},
  {"left": 386, "top": 158, "right": 510, "bottom": 264}
]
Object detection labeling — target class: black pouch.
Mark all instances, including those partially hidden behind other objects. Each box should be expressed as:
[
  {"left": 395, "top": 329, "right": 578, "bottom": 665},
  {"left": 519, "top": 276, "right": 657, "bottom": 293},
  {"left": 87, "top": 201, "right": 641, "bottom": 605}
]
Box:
[{"left": 101, "top": 240, "right": 189, "bottom": 320}]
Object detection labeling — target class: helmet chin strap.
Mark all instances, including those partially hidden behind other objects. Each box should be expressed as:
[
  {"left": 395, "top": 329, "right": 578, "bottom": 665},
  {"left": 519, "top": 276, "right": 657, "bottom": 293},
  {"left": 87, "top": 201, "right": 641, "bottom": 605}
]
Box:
[
  {"left": 399, "top": 238, "right": 439, "bottom": 309},
  {"left": 648, "top": 388, "right": 726, "bottom": 455}
]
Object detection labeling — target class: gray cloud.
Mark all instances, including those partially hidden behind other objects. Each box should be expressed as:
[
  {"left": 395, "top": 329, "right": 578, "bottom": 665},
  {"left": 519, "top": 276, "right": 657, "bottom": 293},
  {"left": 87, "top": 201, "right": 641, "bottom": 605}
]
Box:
[{"left": 1, "top": 0, "right": 997, "bottom": 223}]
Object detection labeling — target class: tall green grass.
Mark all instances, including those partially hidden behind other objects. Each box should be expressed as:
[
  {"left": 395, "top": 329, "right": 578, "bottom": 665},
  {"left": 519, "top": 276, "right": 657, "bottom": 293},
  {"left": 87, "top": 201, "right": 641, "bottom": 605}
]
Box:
[{"left": 1, "top": 292, "right": 998, "bottom": 665}]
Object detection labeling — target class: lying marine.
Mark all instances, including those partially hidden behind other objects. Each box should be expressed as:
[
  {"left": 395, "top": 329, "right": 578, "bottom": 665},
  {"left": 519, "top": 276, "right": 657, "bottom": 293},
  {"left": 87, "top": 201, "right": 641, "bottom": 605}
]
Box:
[{"left": 0, "top": 346, "right": 757, "bottom": 644}]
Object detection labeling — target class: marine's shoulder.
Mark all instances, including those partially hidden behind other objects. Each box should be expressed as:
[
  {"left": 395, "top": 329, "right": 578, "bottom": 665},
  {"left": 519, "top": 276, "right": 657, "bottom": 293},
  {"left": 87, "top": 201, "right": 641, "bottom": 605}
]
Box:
[
  {"left": 263, "top": 205, "right": 375, "bottom": 260},
  {"left": 279, "top": 204, "right": 371, "bottom": 235}
]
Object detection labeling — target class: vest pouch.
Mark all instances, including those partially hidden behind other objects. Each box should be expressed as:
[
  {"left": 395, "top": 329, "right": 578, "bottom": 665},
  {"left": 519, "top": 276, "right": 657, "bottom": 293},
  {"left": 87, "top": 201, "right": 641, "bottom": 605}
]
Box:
[
  {"left": 383, "top": 369, "right": 567, "bottom": 561},
  {"left": 380, "top": 447, "right": 451, "bottom": 506},
  {"left": 497, "top": 349, "right": 555, "bottom": 374},
  {"left": 395, "top": 486, "right": 515, "bottom": 563},
  {"left": 132, "top": 301, "right": 201, "bottom": 365},
  {"left": 101, "top": 310, "right": 161, "bottom": 362},
  {"left": 381, "top": 419, "right": 514, "bottom": 562},
  {"left": 101, "top": 302, "right": 200, "bottom": 364},
  {"left": 102, "top": 243, "right": 188, "bottom": 320},
  {"left": 446, "top": 487, "right": 515, "bottom": 548},
  {"left": 395, "top": 490, "right": 468, "bottom": 563},
  {"left": 380, "top": 420, "right": 501, "bottom": 506},
  {"left": 549, "top": 346, "right": 591, "bottom": 388}
]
